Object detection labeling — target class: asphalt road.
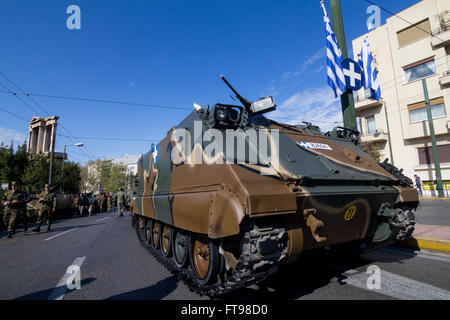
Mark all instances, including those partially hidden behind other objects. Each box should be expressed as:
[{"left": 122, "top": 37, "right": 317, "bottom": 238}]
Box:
[
  {"left": 1, "top": 211, "right": 449, "bottom": 300},
  {"left": 415, "top": 200, "right": 450, "bottom": 226}
]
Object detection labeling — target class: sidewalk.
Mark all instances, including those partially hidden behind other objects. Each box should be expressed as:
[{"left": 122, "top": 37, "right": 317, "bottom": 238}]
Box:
[
  {"left": 419, "top": 197, "right": 450, "bottom": 201},
  {"left": 397, "top": 224, "right": 450, "bottom": 253}
]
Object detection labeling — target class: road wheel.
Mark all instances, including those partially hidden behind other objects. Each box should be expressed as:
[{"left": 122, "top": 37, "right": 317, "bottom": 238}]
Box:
[
  {"left": 173, "top": 229, "right": 188, "bottom": 268},
  {"left": 150, "top": 219, "right": 161, "bottom": 249},
  {"left": 189, "top": 233, "right": 219, "bottom": 285},
  {"left": 160, "top": 224, "right": 172, "bottom": 257},
  {"left": 143, "top": 218, "right": 152, "bottom": 244}
]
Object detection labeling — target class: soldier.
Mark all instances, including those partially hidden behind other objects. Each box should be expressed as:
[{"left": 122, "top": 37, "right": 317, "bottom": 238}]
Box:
[
  {"left": 99, "top": 192, "right": 107, "bottom": 212},
  {"left": 3, "top": 182, "right": 27, "bottom": 238},
  {"left": 32, "top": 184, "right": 56, "bottom": 233},
  {"left": 116, "top": 188, "right": 126, "bottom": 217},
  {"left": 110, "top": 192, "right": 116, "bottom": 212},
  {"left": 107, "top": 194, "right": 112, "bottom": 212}
]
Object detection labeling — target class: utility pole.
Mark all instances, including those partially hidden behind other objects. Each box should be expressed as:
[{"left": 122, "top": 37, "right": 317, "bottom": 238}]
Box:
[
  {"left": 60, "top": 143, "right": 84, "bottom": 193},
  {"left": 48, "top": 145, "right": 55, "bottom": 188},
  {"left": 422, "top": 79, "right": 444, "bottom": 197},
  {"left": 383, "top": 101, "right": 394, "bottom": 165},
  {"left": 329, "top": 0, "right": 358, "bottom": 131}
]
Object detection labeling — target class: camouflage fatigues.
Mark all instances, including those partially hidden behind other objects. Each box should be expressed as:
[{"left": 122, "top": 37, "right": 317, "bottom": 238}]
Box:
[
  {"left": 3, "top": 189, "right": 27, "bottom": 233},
  {"left": 98, "top": 195, "right": 106, "bottom": 212},
  {"left": 116, "top": 191, "right": 126, "bottom": 215},
  {"left": 107, "top": 196, "right": 112, "bottom": 212},
  {"left": 36, "top": 190, "right": 56, "bottom": 228}
]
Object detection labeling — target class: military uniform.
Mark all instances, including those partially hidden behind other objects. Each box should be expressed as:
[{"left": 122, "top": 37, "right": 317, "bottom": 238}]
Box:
[
  {"left": 107, "top": 196, "right": 112, "bottom": 212},
  {"left": 116, "top": 190, "right": 126, "bottom": 217},
  {"left": 34, "top": 188, "right": 56, "bottom": 232},
  {"left": 3, "top": 187, "right": 27, "bottom": 237},
  {"left": 98, "top": 194, "right": 106, "bottom": 212}
]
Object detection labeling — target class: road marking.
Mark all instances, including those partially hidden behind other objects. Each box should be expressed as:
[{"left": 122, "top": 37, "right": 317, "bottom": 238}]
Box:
[
  {"left": 363, "top": 247, "right": 450, "bottom": 264},
  {"left": 96, "top": 217, "right": 110, "bottom": 222},
  {"left": 339, "top": 268, "right": 450, "bottom": 300},
  {"left": 43, "top": 227, "right": 78, "bottom": 241},
  {"left": 47, "top": 257, "right": 86, "bottom": 300}
]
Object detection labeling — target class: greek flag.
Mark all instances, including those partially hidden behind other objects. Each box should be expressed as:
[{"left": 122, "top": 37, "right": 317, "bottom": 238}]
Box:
[
  {"left": 152, "top": 144, "right": 158, "bottom": 164},
  {"left": 358, "top": 35, "right": 381, "bottom": 101},
  {"left": 321, "top": 2, "right": 347, "bottom": 98}
]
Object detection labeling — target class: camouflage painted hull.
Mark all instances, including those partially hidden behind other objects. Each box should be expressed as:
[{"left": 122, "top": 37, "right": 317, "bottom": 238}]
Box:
[{"left": 132, "top": 109, "right": 418, "bottom": 296}]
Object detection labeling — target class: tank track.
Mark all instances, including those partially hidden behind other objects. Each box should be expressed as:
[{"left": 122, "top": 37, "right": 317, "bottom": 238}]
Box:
[
  {"left": 133, "top": 217, "right": 277, "bottom": 297},
  {"left": 379, "top": 159, "right": 413, "bottom": 187}
]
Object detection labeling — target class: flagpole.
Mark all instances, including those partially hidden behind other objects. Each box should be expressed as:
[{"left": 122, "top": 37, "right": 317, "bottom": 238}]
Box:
[{"left": 328, "top": 0, "right": 358, "bottom": 131}]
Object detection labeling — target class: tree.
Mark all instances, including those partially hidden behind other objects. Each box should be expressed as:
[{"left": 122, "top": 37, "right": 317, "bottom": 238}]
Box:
[
  {"left": 21, "top": 153, "right": 82, "bottom": 194},
  {"left": 21, "top": 154, "right": 49, "bottom": 194},
  {"left": 0, "top": 142, "right": 29, "bottom": 185},
  {"left": 87, "top": 160, "right": 128, "bottom": 193},
  {"left": 361, "top": 141, "right": 382, "bottom": 162}
]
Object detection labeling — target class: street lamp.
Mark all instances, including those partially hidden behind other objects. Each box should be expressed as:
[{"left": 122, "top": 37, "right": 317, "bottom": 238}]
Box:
[{"left": 60, "top": 143, "right": 84, "bottom": 192}]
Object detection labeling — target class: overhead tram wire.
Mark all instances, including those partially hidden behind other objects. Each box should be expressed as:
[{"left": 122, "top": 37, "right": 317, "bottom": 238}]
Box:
[
  {"left": 364, "top": 0, "right": 446, "bottom": 44},
  {"left": 57, "top": 133, "right": 160, "bottom": 143},
  {"left": 0, "top": 106, "right": 29, "bottom": 122},
  {"left": 0, "top": 89, "right": 192, "bottom": 111},
  {"left": 0, "top": 73, "right": 97, "bottom": 160}
]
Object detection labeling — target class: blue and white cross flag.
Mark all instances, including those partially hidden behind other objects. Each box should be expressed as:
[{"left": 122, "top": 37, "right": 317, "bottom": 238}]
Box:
[
  {"left": 152, "top": 144, "right": 158, "bottom": 164},
  {"left": 321, "top": 1, "right": 347, "bottom": 98},
  {"left": 358, "top": 35, "right": 381, "bottom": 101},
  {"left": 342, "top": 58, "right": 364, "bottom": 91}
]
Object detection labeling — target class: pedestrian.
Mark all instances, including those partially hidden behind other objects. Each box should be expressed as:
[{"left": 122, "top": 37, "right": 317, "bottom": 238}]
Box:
[
  {"left": 107, "top": 194, "right": 112, "bottom": 212},
  {"left": 32, "top": 184, "right": 56, "bottom": 233},
  {"left": 110, "top": 193, "right": 116, "bottom": 212},
  {"left": 2, "top": 182, "right": 27, "bottom": 238},
  {"left": 98, "top": 192, "right": 107, "bottom": 213},
  {"left": 78, "top": 194, "right": 86, "bottom": 216},
  {"left": 88, "top": 204, "right": 93, "bottom": 218},
  {"left": 116, "top": 188, "right": 126, "bottom": 217},
  {"left": 73, "top": 195, "right": 79, "bottom": 217},
  {"left": 414, "top": 175, "right": 423, "bottom": 196}
]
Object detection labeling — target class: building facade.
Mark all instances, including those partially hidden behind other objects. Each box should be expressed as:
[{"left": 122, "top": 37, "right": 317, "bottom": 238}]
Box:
[
  {"left": 27, "top": 116, "right": 58, "bottom": 155},
  {"left": 111, "top": 154, "right": 140, "bottom": 176},
  {"left": 86, "top": 154, "right": 141, "bottom": 193},
  {"left": 352, "top": 0, "right": 450, "bottom": 196}
]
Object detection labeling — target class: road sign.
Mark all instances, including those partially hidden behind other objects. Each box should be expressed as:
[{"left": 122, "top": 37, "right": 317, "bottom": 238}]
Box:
[{"left": 342, "top": 58, "right": 364, "bottom": 91}]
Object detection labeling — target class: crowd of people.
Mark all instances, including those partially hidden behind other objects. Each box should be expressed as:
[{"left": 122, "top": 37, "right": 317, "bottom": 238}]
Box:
[
  {"left": 75, "top": 188, "right": 129, "bottom": 218},
  {"left": 2, "top": 182, "right": 131, "bottom": 239}
]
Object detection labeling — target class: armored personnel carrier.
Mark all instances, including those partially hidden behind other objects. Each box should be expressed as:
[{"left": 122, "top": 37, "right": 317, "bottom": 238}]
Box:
[{"left": 132, "top": 76, "right": 418, "bottom": 296}]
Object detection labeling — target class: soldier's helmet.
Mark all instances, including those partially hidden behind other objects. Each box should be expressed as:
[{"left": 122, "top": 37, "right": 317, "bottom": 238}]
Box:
[{"left": 11, "top": 181, "right": 19, "bottom": 187}]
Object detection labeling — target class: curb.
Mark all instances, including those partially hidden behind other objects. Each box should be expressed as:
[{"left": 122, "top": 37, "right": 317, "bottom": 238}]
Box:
[
  {"left": 419, "top": 197, "right": 450, "bottom": 200},
  {"left": 396, "top": 237, "right": 450, "bottom": 253}
]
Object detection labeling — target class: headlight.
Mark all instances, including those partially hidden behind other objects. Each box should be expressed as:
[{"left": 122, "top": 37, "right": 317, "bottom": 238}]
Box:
[
  {"left": 215, "top": 107, "right": 227, "bottom": 121},
  {"left": 227, "top": 108, "right": 240, "bottom": 123}
]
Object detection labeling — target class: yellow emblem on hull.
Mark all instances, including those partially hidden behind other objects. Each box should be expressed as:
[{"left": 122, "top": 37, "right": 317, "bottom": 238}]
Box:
[{"left": 344, "top": 205, "right": 357, "bottom": 221}]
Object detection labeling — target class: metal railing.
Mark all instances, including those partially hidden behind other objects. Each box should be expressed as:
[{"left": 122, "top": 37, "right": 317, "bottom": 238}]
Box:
[
  {"left": 354, "top": 88, "right": 373, "bottom": 103},
  {"left": 431, "top": 20, "right": 450, "bottom": 36}
]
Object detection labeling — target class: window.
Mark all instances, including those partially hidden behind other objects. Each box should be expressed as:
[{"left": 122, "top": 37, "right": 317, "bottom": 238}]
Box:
[
  {"left": 408, "top": 97, "right": 446, "bottom": 123},
  {"left": 397, "top": 19, "right": 431, "bottom": 48},
  {"left": 418, "top": 144, "right": 450, "bottom": 165},
  {"left": 366, "top": 116, "right": 376, "bottom": 134},
  {"left": 403, "top": 57, "right": 436, "bottom": 83}
]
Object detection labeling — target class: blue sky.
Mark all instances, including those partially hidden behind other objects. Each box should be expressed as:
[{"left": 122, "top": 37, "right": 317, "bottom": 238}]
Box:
[{"left": 0, "top": 0, "right": 419, "bottom": 165}]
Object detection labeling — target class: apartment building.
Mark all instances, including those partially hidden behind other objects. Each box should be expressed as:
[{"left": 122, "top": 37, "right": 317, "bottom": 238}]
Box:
[{"left": 352, "top": 0, "right": 450, "bottom": 196}]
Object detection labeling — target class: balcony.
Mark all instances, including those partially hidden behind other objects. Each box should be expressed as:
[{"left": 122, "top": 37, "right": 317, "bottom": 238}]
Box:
[
  {"left": 439, "top": 70, "right": 450, "bottom": 87},
  {"left": 431, "top": 20, "right": 450, "bottom": 47},
  {"left": 361, "top": 129, "right": 388, "bottom": 143},
  {"left": 354, "top": 89, "right": 383, "bottom": 112}
]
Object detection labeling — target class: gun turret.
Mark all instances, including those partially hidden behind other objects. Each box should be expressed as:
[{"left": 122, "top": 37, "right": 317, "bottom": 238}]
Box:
[{"left": 220, "top": 75, "right": 252, "bottom": 112}]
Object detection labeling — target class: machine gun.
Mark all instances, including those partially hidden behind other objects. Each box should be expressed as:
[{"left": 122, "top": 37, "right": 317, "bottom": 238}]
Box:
[{"left": 220, "top": 75, "right": 276, "bottom": 116}]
